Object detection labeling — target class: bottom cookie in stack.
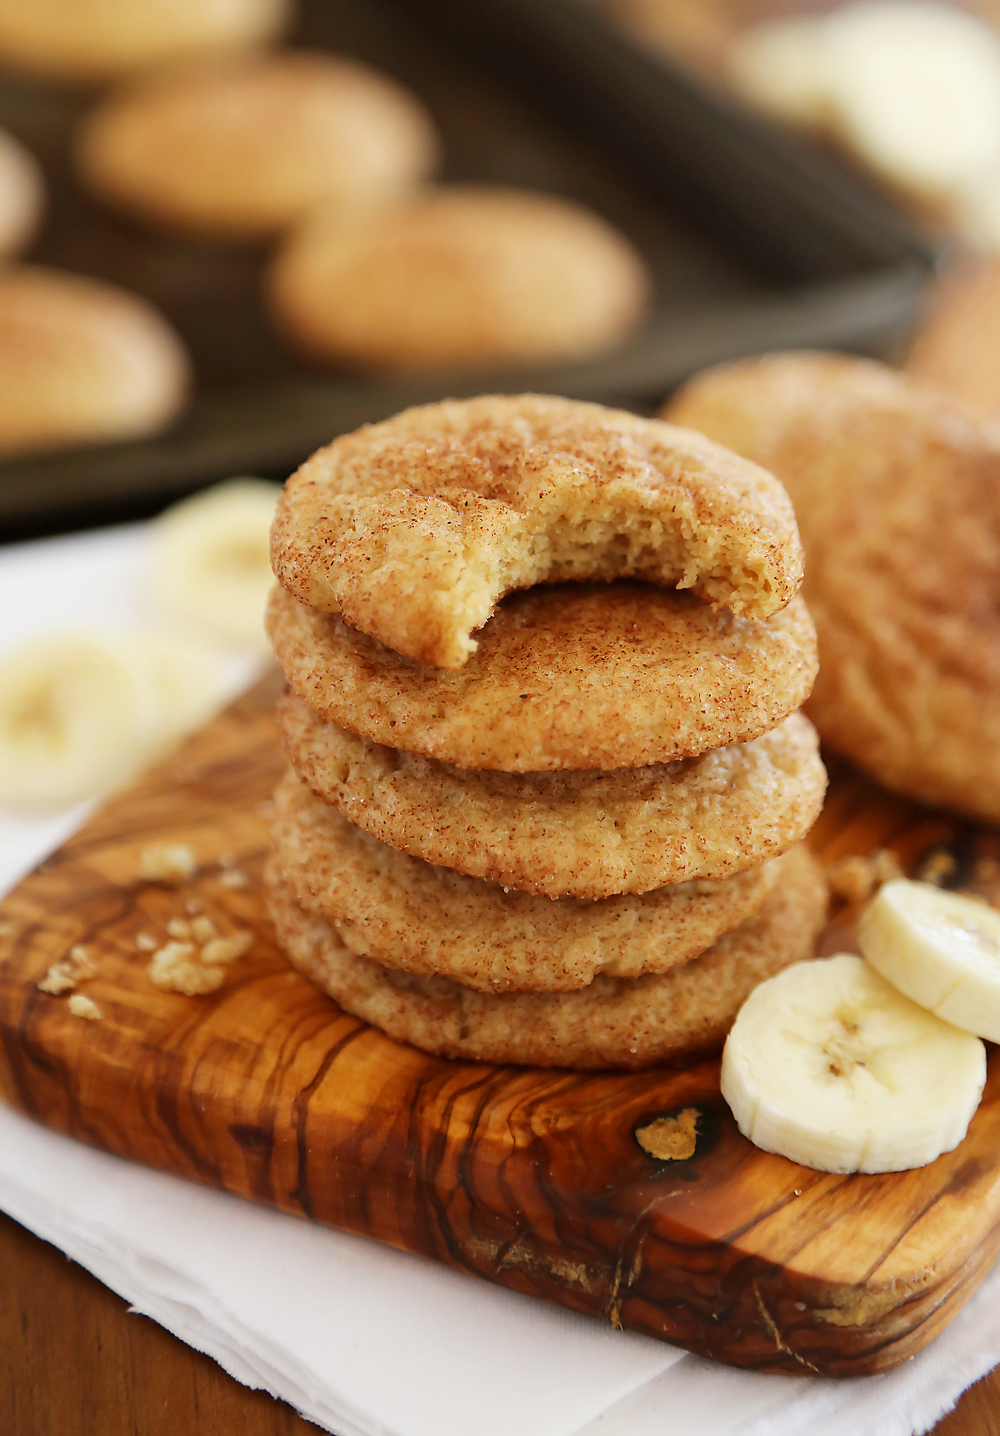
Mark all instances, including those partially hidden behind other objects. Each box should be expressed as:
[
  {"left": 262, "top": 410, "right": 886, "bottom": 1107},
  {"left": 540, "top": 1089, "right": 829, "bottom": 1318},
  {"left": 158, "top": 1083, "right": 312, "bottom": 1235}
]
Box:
[{"left": 265, "top": 843, "right": 827, "bottom": 1071}]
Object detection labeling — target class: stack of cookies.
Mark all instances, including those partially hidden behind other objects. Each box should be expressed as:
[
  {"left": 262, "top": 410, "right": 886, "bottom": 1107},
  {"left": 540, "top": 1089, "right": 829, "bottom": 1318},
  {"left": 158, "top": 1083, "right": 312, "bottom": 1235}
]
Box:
[{"left": 263, "top": 395, "right": 829, "bottom": 1071}]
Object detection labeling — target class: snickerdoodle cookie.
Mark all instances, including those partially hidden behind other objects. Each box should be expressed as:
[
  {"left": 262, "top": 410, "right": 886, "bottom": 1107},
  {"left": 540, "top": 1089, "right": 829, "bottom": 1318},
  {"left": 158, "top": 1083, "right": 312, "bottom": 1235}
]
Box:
[
  {"left": 0, "top": 0, "right": 289, "bottom": 83},
  {"left": 270, "top": 767, "right": 783, "bottom": 993},
  {"left": 666, "top": 351, "right": 1000, "bottom": 822},
  {"left": 0, "top": 129, "right": 43, "bottom": 257},
  {"left": 279, "top": 690, "right": 826, "bottom": 898},
  {"left": 265, "top": 843, "right": 827, "bottom": 1068},
  {"left": 75, "top": 52, "right": 438, "bottom": 238},
  {"left": 267, "top": 186, "right": 650, "bottom": 374},
  {"left": 266, "top": 582, "right": 818, "bottom": 772},
  {"left": 270, "top": 394, "right": 806, "bottom": 669},
  {"left": 0, "top": 265, "right": 189, "bottom": 456}
]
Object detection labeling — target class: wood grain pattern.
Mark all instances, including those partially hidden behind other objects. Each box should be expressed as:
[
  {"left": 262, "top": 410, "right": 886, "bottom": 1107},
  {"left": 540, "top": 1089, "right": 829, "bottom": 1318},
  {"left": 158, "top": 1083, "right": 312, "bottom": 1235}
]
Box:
[{"left": 2, "top": 671, "right": 1000, "bottom": 1378}]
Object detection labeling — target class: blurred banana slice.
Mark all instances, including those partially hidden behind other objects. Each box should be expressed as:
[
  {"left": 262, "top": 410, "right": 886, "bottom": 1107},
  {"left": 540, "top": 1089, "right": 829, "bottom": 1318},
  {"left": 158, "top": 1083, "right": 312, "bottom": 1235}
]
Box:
[
  {"left": 146, "top": 478, "right": 282, "bottom": 649},
  {"left": 729, "top": 17, "right": 831, "bottom": 130},
  {"left": 0, "top": 630, "right": 226, "bottom": 811},
  {"left": 720, "top": 952, "right": 986, "bottom": 1173},
  {"left": 732, "top": 2, "right": 1000, "bottom": 205},
  {"left": 860, "top": 878, "right": 1000, "bottom": 1042},
  {"left": 824, "top": 2, "right": 1000, "bottom": 200}
]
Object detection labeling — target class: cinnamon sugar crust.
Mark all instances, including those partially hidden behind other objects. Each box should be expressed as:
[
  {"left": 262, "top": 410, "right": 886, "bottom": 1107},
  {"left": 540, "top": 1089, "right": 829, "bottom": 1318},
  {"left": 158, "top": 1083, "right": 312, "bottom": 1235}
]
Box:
[
  {"left": 279, "top": 690, "right": 826, "bottom": 898},
  {"left": 270, "top": 393, "right": 805, "bottom": 669},
  {"left": 265, "top": 843, "right": 828, "bottom": 1068}
]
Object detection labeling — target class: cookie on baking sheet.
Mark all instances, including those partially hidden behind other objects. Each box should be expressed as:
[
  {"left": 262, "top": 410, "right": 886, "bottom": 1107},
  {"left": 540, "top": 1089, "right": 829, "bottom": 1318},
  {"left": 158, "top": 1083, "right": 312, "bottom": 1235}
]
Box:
[
  {"left": 75, "top": 52, "right": 438, "bottom": 238},
  {"left": 0, "top": 129, "right": 43, "bottom": 258},
  {"left": 0, "top": 266, "right": 189, "bottom": 456},
  {"left": 267, "top": 186, "right": 650, "bottom": 375},
  {"left": 279, "top": 690, "right": 827, "bottom": 898},
  {"left": 267, "top": 582, "right": 818, "bottom": 773},
  {"left": 270, "top": 768, "right": 783, "bottom": 993},
  {"left": 0, "top": 0, "right": 289, "bottom": 83},
  {"left": 665, "top": 352, "right": 1000, "bottom": 823},
  {"left": 270, "top": 393, "right": 805, "bottom": 669},
  {"left": 265, "top": 843, "right": 827, "bottom": 1069}
]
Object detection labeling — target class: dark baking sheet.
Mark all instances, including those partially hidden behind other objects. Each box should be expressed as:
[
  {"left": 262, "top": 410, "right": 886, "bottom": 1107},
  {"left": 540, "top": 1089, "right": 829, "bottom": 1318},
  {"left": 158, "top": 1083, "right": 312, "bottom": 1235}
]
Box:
[{"left": 0, "top": 0, "right": 934, "bottom": 538}]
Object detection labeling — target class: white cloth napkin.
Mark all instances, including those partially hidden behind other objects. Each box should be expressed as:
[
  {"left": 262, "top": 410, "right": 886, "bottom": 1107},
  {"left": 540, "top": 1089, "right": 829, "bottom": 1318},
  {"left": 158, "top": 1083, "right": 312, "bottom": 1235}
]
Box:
[{"left": 2, "top": 523, "right": 999, "bottom": 1436}]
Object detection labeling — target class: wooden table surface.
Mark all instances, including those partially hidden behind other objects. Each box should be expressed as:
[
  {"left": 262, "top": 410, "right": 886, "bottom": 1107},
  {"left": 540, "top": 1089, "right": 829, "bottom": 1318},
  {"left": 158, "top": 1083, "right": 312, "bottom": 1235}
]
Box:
[{"left": 6, "top": 256, "right": 1000, "bottom": 1436}]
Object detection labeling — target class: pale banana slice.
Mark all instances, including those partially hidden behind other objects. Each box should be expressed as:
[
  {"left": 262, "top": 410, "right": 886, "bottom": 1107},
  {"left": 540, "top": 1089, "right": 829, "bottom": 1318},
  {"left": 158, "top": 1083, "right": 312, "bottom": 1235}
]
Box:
[
  {"left": 146, "top": 478, "right": 282, "bottom": 648},
  {"left": 730, "top": 17, "right": 831, "bottom": 130},
  {"left": 0, "top": 630, "right": 228, "bottom": 811},
  {"left": 823, "top": 2, "right": 1000, "bottom": 199},
  {"left": 721, "top": 953, "right": 986, "bottom": 1173},
  {"left": 859, "top": 879, "right": 1000, "bottom": 1043}
]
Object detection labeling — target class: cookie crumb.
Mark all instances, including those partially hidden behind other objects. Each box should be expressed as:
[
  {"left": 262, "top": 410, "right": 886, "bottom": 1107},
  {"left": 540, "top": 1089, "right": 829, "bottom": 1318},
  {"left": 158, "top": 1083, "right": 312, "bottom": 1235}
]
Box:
[
  {"left": 68, "top": 994, "right": 101, "bottom": 1021},
  {"left": 68, "top": 944, "right": 97, "bottom": 978},
  {"left": 135, "top": 931, "right": 158, "bottom": 952},
  {"left": 202, "top": 931, "right": 252, "bottom": 965},
  {"left": 38, "top": 945, "right": 98, "bottom": 994},
  {"left": 140, "top": 843, "right": 197, "bottom": 884},
  {"left": 191, "top": 915, "right": 218, "bottom": 944},
  {"left": 37, "top": 961, "right": 78, "bottom": 995},
  {"left": 635, "top": 1108, "right": 700, "bottom": 1161},
  {"left": 185, "top": 897, "right": 204, "bottom": 915},
  {"left": 166, "top": 916, "right": 192, "bottom": 940},
  {"left": 219, "top": 868, "right": 249, "bottom": 890},
  {"left": 148, "top": 941, "right": 225, "bottom": 996},
  {"left": 827, "top": 849, "right": 904, "bottom": 903}
]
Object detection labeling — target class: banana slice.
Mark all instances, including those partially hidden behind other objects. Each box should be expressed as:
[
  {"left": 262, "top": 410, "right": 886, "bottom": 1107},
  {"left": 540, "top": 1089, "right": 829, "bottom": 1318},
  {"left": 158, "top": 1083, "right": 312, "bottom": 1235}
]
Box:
[
  {"left": 720, "top": 953, "right": 986, "bottom": 1173},
  {"left": 0, "top": 630, "right": 228, "bottom": 811},
  {"left": 730, "top": 17, "right": 831, "bottom": 130},
  {"left": 823, "top": 2, "right": 1000, "bottom": 199},
  {"left": 859, "top": 878, "right": 1000, "bottom": 1043},
  {"left": 146, "top": 478, "right": 282, "bottom": 648}
]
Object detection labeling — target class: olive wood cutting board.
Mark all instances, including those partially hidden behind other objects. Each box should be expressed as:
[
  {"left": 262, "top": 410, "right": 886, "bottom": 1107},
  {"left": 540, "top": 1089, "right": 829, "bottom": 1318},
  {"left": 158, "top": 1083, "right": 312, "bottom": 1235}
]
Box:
[{"left": 2, "top": 670, "right": 1000, "bottom": 1378}]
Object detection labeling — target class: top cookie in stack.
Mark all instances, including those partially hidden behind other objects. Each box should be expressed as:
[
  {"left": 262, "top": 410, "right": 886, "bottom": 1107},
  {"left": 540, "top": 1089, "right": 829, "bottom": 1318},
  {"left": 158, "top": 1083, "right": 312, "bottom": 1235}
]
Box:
[{"left": 264, "top": 395, "right": 828, "bottom": 1070}]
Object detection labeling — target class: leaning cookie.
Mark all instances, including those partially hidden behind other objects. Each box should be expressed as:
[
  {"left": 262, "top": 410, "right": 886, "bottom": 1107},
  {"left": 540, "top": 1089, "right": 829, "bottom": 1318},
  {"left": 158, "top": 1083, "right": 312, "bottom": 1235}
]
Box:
[
  {"left": 0, "top": 0, "right": 289, "bottom": 83},
  {"left": 75, "top": 52, "right": 438, "bottom": 238},
  {"left": 0, "top": 265, "right": 189, "bottom": 456},
  {"left": 267, "top": 583, "right": 818, "bottom": 772},
  {"left": 666, "top": 352, "right": 1000, "bottom": 823},
  {"left": 267, "top": 185, "right": 649, "bottom": 373},
  {"left": 265, "top": 843, "right": 827, "bottom": 1069},
  {"left": 279, "top": 691, "right": 826, "bottom": 898},
  {"left": 271, "top": 393, "right": 805, "bottom": 669},
  {"left": 270, "top": 768, "right": 782, "bottom": 993}
]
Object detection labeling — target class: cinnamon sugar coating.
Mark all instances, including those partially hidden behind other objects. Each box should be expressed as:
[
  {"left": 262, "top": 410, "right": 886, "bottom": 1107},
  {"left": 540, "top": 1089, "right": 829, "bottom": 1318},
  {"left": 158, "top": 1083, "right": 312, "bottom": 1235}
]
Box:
[
  {"left": 279, "top": 690, "right": 826, "bottom": 898},
  {"left": 265, "top": 843, "right": 827, "bottom": 1068},
  {"left": 266, "top": 581, "right": 817, "bottom": 772},
  {"left": 270, "top": 393, "right": 805, "bottom": 669},
  {"left": 270, "top": 768, "right": 785, "bottom": 993},
  {"left": 667, "top": 352, "right": 1000, "bottom": 822}
]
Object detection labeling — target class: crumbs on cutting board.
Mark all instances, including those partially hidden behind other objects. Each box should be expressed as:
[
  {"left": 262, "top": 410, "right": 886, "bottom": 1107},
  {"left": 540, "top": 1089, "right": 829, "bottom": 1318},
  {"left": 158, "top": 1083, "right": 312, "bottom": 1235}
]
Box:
[{"left": 139, "top": 842, "right": 198, "bottom": 884}]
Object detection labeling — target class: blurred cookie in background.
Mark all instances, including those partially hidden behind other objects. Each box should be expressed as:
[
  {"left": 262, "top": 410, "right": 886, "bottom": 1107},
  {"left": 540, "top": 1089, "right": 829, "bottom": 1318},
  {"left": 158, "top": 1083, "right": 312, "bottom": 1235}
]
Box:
[
  {"left": 0, "top": 0, "right": 291, "bottom": 84},
  {"left": 0, "top": 129, "right": 43, "bottom": 257},
  {"left": 75, "top": 51, "right": 439, "bottom": 239},
  {"left": 267, "top": 185, "right": 651, "bottom": 371},
  {"left": 601, "top": 0, "right": 738, "bottom": 77},
  {"left": 905, "top": 256, "right": 1000, "bottom": 418},
  {"left": 666, "top": 351, "right": 1000, "bottom": 823},
  {"left": 0, "top": 266, "right": 190, "bottom": 456}
]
